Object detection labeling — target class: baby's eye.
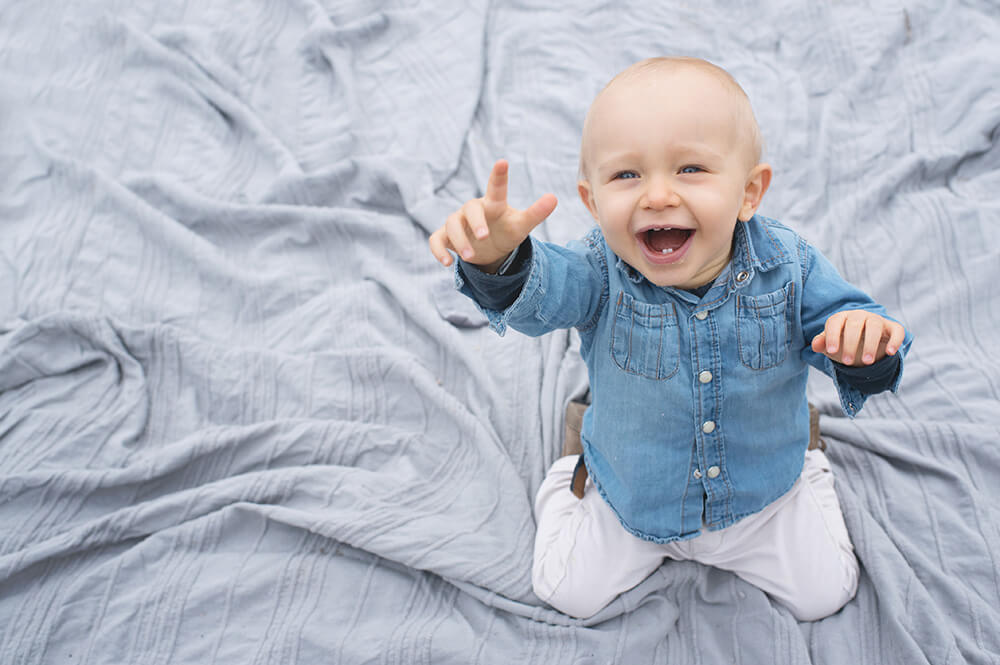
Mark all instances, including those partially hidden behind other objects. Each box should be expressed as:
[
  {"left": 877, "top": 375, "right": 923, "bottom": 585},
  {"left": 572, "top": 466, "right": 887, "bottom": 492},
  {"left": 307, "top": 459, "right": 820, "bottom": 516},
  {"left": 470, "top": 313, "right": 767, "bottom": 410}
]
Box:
[
  {"left": 679, "top": 165, "right": 704, "bottom": 174},
  {"left": 613, "top": 170, "right": 640, "bottom": 180}
]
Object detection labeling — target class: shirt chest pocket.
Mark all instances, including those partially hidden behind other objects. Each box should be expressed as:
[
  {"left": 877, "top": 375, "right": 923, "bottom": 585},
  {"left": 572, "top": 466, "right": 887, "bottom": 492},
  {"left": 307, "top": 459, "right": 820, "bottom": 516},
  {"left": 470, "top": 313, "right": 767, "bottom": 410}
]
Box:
[
  {"left": 611, "top": 292, "right": 680, "bottom": 380},
  {"left": 736, "top": 282, "right": 794, "bottom": 370}
]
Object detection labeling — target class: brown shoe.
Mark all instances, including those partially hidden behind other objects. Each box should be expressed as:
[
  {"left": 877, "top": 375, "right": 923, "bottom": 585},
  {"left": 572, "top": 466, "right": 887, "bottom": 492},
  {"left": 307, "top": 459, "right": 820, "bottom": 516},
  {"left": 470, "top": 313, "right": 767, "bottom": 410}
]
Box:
[
  {"left": 570, "top": 456, "right": 588, "bottom": 499},
  {"left": 562, "top": 401, "right": 587, "bottom": 457},
  {"left": 808, "top": 403, "right": 827, "bottom": 451},
  {"left": 563, "top": 400, "right": 589, "bottom": 498}
]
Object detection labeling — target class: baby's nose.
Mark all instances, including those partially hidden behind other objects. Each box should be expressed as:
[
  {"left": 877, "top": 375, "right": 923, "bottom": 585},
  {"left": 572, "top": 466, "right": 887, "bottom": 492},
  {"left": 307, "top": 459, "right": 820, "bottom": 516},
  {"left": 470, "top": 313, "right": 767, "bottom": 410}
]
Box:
[{"left": 643, "top": 177, "right": 680, "bottom": 209}]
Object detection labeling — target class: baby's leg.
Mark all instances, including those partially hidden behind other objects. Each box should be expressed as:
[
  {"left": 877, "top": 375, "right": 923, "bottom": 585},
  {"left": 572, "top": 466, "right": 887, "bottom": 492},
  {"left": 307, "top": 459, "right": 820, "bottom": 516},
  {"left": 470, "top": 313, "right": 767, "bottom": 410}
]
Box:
[
  {"left": 687, "top": 449, "right": 859, "bottom": 621},
  {"left": 532, "top": 455, "right": 665, "bottom": 619}
]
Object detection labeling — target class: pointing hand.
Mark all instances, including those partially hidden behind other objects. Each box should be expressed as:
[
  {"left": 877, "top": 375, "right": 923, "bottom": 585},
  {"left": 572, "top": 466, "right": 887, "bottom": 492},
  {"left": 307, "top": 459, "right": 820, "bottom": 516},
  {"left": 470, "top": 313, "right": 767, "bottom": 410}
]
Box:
[{"left": 429, "top": 159, "right": 557, "bottom": 273}]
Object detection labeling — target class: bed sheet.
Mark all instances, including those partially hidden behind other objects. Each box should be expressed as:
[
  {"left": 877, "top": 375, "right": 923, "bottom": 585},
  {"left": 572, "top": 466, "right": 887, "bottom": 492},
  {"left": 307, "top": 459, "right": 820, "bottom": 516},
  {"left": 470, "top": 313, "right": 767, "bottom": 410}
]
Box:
[{"left": 2, "top": 1, "right": 999, "bottom": 663}]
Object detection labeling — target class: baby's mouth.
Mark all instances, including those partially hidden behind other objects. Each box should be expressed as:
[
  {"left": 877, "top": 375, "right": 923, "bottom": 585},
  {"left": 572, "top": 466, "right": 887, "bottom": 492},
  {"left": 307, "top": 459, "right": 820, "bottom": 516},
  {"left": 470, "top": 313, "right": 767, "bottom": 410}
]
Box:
[{"left": 639, "top": 227, "right": 693, "bottom": 255}]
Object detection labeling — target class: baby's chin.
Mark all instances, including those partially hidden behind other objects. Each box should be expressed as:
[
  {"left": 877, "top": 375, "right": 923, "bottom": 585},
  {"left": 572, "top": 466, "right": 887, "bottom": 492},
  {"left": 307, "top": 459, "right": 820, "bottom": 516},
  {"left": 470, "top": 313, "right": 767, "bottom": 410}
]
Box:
[
  {"left": 630, "top": 260, "right": 693, "bottom": 289},
  {"left": 632, "top": 260, "right": 721, "bottom": 291}
]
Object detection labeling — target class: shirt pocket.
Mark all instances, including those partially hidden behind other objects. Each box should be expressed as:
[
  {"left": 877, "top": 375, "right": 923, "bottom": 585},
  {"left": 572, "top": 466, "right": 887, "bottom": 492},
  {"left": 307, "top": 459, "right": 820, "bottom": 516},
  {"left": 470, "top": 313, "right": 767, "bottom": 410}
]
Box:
[
  {"left": 610, "top": 291, "right": 680, "bottom": 380},
  {"left": 736, "top": 282, "right": 794, "bottom": 370}
]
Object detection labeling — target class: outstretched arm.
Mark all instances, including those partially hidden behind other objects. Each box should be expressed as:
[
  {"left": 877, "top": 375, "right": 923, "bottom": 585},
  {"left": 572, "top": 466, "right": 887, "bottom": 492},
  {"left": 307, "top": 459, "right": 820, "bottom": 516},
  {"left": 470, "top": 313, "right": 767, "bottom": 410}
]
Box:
[{"left": 798, "top": 242, "right": 913, "bottom": 414}]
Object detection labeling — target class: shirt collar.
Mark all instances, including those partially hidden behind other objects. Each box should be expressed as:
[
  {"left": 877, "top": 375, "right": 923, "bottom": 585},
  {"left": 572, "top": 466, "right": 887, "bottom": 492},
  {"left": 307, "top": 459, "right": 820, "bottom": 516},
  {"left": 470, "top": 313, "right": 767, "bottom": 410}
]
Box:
[{"left": 732, "top": 214, "right": 793, "bottom": 275}]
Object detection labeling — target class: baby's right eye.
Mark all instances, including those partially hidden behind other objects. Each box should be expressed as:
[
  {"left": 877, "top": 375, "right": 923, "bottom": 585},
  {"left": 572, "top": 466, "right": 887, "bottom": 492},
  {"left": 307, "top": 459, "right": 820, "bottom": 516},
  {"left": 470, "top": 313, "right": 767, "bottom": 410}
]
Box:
[{"left": 613, "top": 170, "right": 639, "bottom": 180}]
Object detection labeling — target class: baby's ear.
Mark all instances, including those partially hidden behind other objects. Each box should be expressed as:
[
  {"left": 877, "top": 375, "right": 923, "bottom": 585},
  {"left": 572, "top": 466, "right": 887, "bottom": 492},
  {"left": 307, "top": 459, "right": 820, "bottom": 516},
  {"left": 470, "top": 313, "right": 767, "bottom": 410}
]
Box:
[
  {"left": 739, "top": 163, "right": 773, "bottom": 221},
  {"left": 578, "top": 180, "right": 599, "bottom": 221}
]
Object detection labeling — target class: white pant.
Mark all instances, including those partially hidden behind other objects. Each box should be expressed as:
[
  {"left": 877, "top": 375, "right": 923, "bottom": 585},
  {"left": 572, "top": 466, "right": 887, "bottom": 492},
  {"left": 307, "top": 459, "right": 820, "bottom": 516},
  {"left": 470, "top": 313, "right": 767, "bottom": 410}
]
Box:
[{"left": 532, "top": 449, "right": 859, "bottom": 622}]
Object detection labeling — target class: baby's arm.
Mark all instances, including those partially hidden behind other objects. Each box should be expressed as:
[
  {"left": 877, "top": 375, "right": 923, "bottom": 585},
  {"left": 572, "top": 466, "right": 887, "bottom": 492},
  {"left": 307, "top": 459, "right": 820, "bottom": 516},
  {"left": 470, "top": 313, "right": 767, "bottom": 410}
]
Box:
[
  {"left": 428, "top": 159, "right": 557, "bottom": 273},
  {"left": 430, "top": 161, "right": 606, "bottom": 337},
  {"left": 798, "top": 242, "right": 913, "bottom": 413}
]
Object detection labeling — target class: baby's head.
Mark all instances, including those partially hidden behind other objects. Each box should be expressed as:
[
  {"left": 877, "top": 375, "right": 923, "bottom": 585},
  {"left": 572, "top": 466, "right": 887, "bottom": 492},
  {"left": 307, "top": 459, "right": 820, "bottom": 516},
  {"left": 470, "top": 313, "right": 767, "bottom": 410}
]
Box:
[{"left": 577, "top": 57, "right": 772, "bottom": 290}]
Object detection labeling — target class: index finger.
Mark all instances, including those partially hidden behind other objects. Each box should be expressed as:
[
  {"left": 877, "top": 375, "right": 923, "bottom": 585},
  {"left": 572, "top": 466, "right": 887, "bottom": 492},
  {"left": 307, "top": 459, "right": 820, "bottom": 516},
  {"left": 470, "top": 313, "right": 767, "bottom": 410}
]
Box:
[
  {"left": 823, "top": 311, "right": 848, "bottom": 354},
  {"left": 484, "top": 159, "right": 509, "bottom": 206}
]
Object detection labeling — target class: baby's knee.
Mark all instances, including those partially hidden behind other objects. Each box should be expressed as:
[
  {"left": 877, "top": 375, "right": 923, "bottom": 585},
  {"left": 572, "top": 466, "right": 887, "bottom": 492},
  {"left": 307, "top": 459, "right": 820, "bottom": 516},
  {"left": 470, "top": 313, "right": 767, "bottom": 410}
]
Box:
[
  {"left": 783, "top": 552, "right": 860, "bottom": 622},
  {"left": 531, "top": 497, "right": 656, "bottom": 619},
  {"left": 531, "top": 566, "right": 610, "bottom": 619}
]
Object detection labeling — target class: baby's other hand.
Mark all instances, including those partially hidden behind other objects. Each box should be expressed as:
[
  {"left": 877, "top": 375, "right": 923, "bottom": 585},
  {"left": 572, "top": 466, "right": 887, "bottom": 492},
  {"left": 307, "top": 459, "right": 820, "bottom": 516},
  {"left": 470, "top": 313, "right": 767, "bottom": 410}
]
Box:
[
  {"left": 811, "top": 310, "right": 905, "bottom": 366},
  {"left": 428, "top": 159, "right": 557, "bottom": 273}
]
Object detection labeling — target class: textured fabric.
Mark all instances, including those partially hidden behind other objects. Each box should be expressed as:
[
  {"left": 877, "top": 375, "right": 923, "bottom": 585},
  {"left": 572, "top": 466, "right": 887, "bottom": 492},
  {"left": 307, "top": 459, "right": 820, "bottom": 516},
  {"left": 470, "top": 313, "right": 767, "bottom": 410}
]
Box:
[
  {"left": 1, "top": 1, "right": 999, "bottom": 664},
  {"left": 457, "top": 217, "right": 912, "bottom": 542}
]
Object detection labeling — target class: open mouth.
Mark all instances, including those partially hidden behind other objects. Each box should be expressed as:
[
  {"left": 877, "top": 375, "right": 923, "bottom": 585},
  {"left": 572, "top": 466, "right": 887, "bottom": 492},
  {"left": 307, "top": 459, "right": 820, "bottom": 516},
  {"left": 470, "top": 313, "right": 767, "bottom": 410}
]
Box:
[{"left": 637, "top": 226, "right": 694, "bottom": 263}]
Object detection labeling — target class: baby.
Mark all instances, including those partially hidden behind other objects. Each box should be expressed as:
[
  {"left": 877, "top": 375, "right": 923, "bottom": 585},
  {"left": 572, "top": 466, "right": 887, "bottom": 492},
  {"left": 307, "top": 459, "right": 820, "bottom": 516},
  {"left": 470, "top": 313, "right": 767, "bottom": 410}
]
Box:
[{"left": 429, "top": 57, "right": 911, "bottom": 622}]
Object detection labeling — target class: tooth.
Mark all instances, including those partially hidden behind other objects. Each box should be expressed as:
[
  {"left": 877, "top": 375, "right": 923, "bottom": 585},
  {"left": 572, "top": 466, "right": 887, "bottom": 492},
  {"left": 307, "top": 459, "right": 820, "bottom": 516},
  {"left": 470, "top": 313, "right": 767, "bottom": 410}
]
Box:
[{"left": 661, "top": 248, "right": 673, "bottom": 254}]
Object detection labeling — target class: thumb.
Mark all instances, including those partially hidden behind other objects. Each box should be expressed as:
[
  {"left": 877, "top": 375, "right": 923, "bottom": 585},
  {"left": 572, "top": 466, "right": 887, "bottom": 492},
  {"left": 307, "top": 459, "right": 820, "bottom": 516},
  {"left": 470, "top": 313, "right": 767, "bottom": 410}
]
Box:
[
  {"left": 811, "top": 332, "right": 827, "bottom": 354},
  {"left": 517, "top": 193, "right": 558, "bottom": 232}
]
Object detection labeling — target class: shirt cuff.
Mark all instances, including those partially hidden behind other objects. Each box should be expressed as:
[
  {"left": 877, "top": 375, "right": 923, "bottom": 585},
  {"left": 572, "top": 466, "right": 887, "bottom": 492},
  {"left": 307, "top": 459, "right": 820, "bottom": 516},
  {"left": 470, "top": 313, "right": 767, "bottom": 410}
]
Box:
[
  {"left": 456, "top": 238, "right": 533, "bottom": 311},
  {"left": 833, "top": 352, "right": 901, "bottom": 395}
]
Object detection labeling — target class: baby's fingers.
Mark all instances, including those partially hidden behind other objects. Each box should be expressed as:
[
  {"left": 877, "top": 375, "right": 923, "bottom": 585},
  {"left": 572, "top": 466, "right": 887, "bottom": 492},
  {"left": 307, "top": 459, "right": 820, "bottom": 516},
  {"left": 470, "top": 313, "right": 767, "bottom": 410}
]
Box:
[
  {"left": 821, "top": 311, "right": 848, "bottom": 355},
  {"left": 484, "top": 159, "right": 509, "bottom": 212},
  {"left": 518, "top": 193, "right": 558, "bottom": 233},
  {"left": 859, "top": 317, "right": 884, "bottom": 365},
  {"left": 428, "top": 226, "right": 456, "bottom": 266},
  {"left": 885, "top": 321, "right": 906, "bottom": 355},
  {"left": 462, "top": 199, "right": 490, "bottom": 241},
  {"left": 811, "top": 332, "right": 828, "bottom": 355},
  {"left": 445, "top": 210, "right": 476, "bottom": 261},
  {"left": 839, "top": 315, "right": 866, "bottom": 365}
]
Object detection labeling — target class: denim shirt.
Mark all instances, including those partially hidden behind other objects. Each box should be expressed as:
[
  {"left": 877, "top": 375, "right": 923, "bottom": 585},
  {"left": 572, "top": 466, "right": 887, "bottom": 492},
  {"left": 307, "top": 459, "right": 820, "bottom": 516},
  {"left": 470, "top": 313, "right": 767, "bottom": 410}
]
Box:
[{"left": 455, "top": 215, "right": 912, "bottom": 543}]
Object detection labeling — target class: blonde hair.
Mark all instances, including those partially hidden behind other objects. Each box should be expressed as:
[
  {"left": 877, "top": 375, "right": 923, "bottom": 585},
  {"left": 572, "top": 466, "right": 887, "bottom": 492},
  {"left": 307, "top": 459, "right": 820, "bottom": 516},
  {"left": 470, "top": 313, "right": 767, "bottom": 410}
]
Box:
[{"left": 578, "top": 57, "right": 763, "bottom": 181}]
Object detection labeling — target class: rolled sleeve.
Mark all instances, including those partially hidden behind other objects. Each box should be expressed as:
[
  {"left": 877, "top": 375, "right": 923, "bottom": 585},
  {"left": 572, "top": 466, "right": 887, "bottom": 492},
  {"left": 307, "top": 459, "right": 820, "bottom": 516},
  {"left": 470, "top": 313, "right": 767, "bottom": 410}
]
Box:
[
  {"left": 456, "top": 239, "right": 533, "bottom": 311},
  {"left": 453, "top": 233, "right": 606, "bottom": 338},
  {"left": 829, "top": 349, "right": 909, "bottom": 416}
]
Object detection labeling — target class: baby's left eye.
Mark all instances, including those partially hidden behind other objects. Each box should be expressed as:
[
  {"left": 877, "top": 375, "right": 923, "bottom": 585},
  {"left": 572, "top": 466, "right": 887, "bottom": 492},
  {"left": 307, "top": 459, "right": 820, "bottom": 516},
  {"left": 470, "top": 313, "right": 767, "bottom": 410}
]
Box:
[
  {"left": 613, "top": 170, "right": 640, "bottom": 180},
  {"left": 679, "top": 165, "right": 704, "bottom": 174}
]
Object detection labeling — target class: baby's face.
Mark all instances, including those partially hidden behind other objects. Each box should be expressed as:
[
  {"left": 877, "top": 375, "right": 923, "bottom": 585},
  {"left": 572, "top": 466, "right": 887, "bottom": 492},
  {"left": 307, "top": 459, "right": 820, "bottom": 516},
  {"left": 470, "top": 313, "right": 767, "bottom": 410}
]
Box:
[{"left": 578, "top": 66, "right": 769, "bottom": 290}]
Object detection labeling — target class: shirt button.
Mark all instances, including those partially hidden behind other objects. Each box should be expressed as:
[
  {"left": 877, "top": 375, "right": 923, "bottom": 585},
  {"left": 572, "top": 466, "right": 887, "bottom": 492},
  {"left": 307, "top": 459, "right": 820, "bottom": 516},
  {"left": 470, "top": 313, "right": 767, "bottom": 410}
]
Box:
[
  {"left": 693, "top": 469, "right": 703, "bottom": 479},
  {"left": 695, "top": 311, "right": 708, "bottom": 320},
  {"left": 702, "top": 420, "right": 716, "bottom": 433},
  {"left": 736, "top": 270, "right": 750, "bottom": 283},
  {"left": 707, "top": 466, "right": 721, "bottom": 479},
  {"left": 698, "top": 370, "right": 713, "bottom": 384}
]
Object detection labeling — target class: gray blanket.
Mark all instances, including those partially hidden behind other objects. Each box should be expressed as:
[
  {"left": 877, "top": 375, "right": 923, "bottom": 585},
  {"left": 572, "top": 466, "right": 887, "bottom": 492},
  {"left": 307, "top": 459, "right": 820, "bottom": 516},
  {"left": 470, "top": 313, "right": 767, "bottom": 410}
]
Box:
[{"left": 2, "top": 1, "right": 999, "bottom": 663}]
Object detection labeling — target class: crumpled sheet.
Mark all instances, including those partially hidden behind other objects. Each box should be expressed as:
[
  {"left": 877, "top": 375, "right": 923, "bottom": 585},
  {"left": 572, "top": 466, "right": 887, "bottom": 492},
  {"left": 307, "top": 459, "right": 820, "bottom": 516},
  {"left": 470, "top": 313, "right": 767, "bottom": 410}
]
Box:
[{"left": 1, "top": 1, "right": 999, "bottom": 663}]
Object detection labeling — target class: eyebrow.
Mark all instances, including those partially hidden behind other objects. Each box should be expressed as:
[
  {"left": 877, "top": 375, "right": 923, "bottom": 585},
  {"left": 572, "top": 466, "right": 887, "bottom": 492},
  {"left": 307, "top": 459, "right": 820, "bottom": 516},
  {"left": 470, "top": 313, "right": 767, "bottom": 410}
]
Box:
[
  {"left": 594, "top": 152, "right": 642, "bottom": 172},
  {"left": 594, "top": 144, "right": 727, "bottom": 172}
]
